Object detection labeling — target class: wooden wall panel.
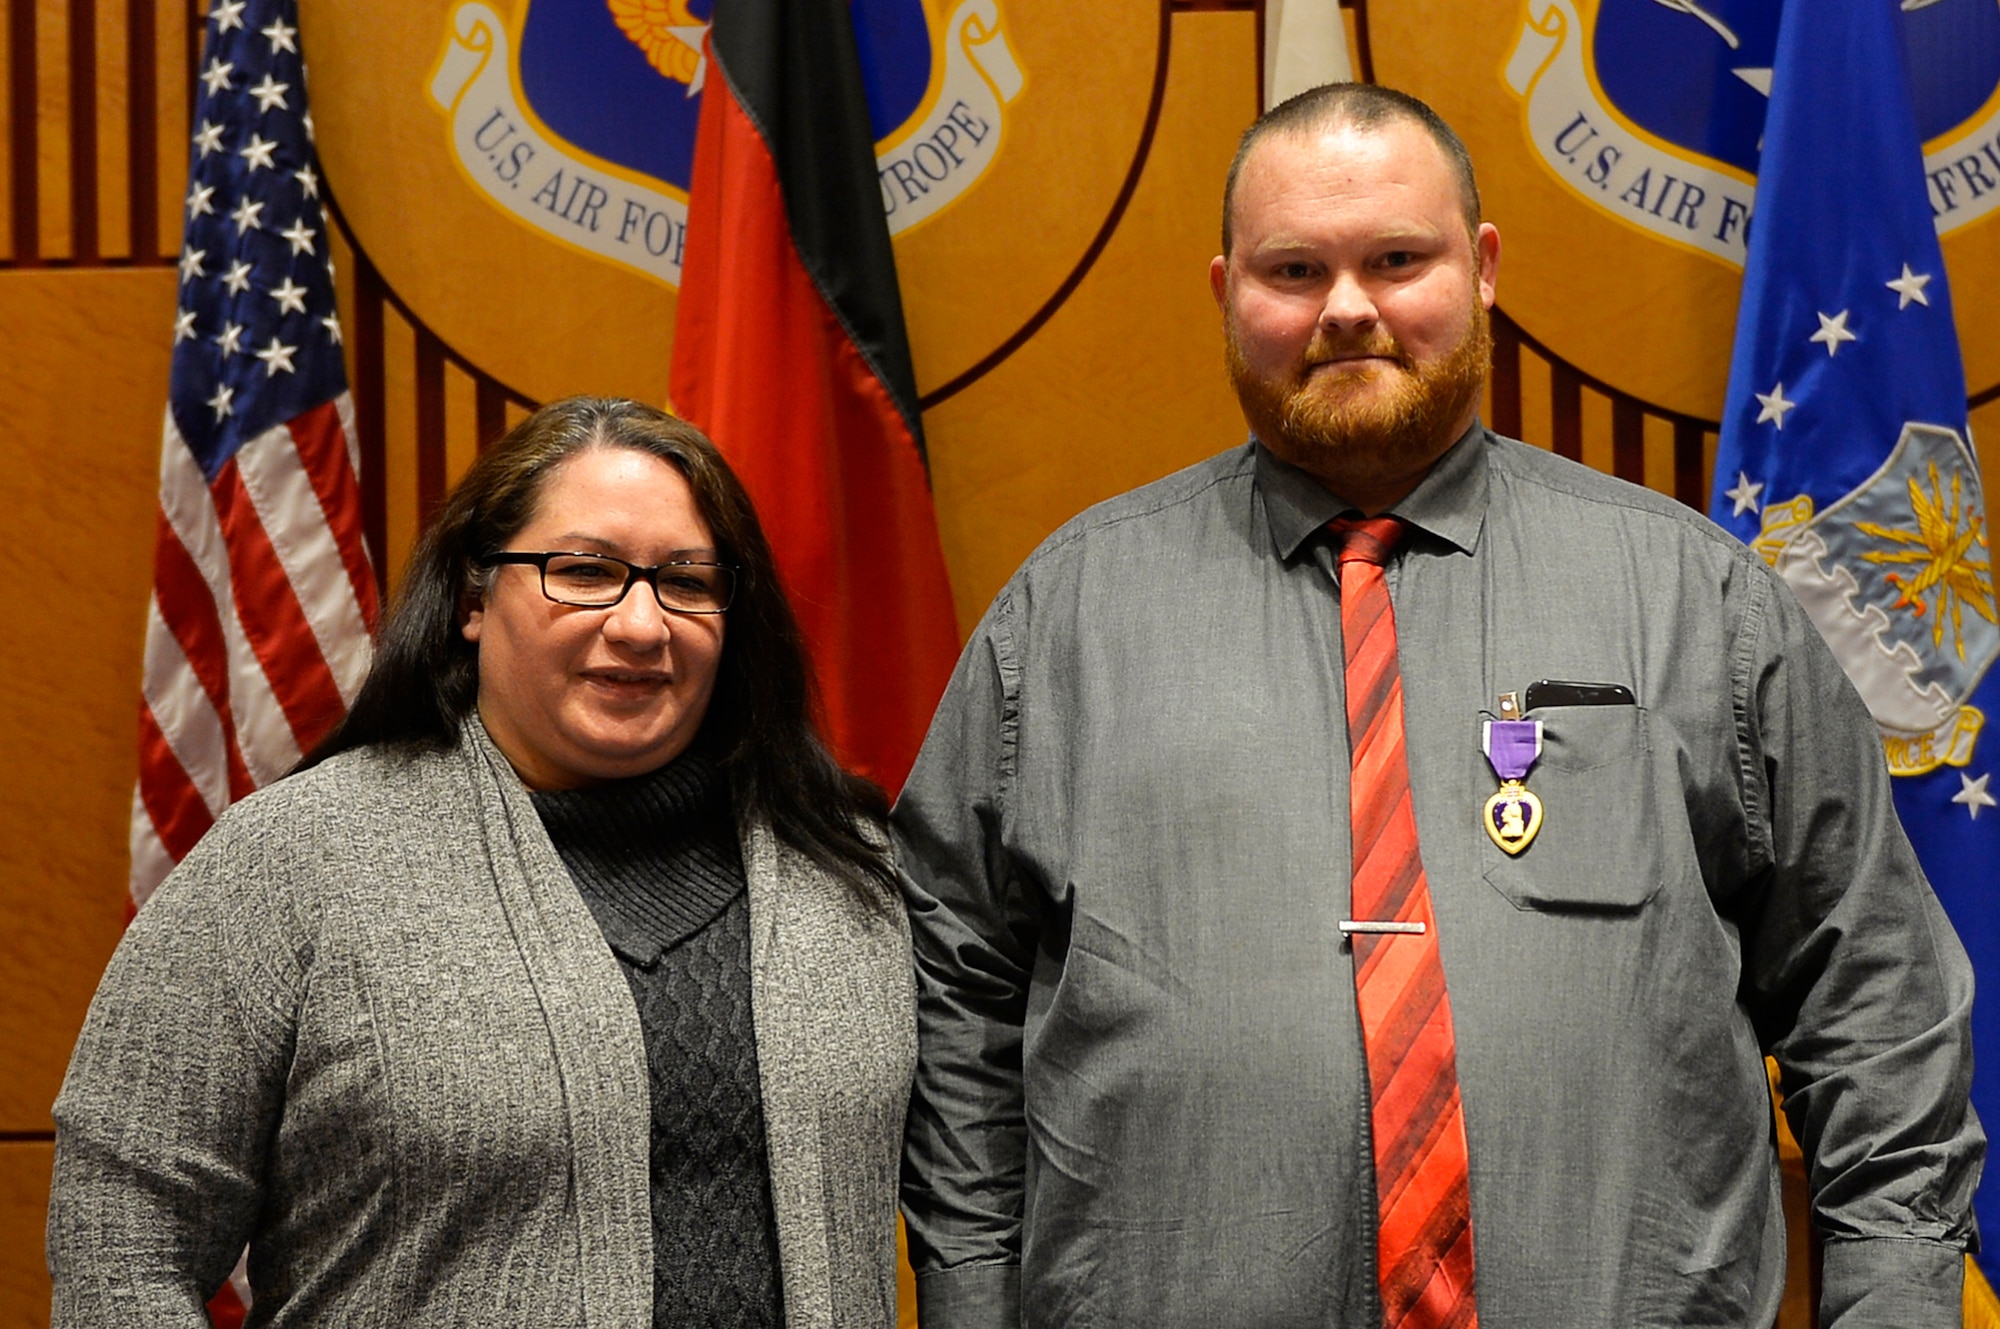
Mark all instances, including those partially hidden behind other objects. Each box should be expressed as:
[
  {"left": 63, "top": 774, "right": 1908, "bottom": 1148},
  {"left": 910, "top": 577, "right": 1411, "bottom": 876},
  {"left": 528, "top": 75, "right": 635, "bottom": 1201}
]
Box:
[
  {"left": 377, "top": 281, "right": 419, "bottom": 585},
  {"left": 926, "top": 9, "right": 1253, "bottom": 628},
  {"left": 0, "top": 269, "right": 175, "bottom": 1132},
  {"left": 0, "top": 1142, "right": 52, "bottom": 1329},
  {"left": 146, "top": 0, "right": 187, "bottom": 263},
  {"left": 1976, "top": 397, "right": 2000, "bottom": 487},
  {"left": 32, "top": 0, "right": 68, "bottom": 261}
]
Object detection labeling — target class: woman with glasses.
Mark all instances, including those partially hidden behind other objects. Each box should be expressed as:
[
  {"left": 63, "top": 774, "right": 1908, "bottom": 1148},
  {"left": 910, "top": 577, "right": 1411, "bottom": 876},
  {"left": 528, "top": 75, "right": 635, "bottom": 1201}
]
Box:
[{"left": 49, "top": 397, "right": 915, "bottom": 1328}]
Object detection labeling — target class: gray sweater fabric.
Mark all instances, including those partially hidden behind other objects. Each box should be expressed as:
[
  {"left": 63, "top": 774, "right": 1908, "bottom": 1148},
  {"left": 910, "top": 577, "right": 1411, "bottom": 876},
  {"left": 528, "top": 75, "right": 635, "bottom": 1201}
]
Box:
[
  {"left": 531, "top": 755, "right": 785, "bottom": 1327},
  {"left": 48, "top": 720, "right": 916, "bottom": 1328}
]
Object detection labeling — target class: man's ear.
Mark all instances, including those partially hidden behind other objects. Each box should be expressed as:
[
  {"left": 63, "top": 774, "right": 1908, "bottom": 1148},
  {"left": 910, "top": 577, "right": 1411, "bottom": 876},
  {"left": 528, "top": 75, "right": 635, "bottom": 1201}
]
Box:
[
  {"left": 1209, "top": 255, "right": 1229, "bottom": 312},
  {"left": 1475, "top": 222, "right": 1501, "bottom": 308}
]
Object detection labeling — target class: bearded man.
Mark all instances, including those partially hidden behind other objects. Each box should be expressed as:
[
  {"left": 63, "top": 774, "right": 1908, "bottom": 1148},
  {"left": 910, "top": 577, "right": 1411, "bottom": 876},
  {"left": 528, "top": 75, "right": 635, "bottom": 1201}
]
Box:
[{"left": 894, "top": 84, "right": 1981, "bottom": 1329}]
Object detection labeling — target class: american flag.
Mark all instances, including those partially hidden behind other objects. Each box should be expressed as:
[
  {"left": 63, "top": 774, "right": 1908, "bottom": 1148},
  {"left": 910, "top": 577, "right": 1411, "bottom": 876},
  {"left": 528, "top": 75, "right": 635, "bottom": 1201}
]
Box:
[{"left": 130, "top": 0, "right": 376, "bottom": 905}]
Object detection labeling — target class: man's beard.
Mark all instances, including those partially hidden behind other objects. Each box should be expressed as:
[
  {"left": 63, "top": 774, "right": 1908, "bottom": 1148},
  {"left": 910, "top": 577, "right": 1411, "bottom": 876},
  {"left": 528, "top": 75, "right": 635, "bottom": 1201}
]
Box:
[{"left": 1225, "top": 297, "right": 1493, "bottom": 494}]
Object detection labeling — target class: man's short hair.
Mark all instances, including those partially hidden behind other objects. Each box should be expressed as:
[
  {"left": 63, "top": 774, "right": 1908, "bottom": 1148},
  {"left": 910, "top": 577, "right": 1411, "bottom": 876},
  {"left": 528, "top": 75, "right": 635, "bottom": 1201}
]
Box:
[{"left": 1220, "top": 83, "right": 1483, "bottom": 255}]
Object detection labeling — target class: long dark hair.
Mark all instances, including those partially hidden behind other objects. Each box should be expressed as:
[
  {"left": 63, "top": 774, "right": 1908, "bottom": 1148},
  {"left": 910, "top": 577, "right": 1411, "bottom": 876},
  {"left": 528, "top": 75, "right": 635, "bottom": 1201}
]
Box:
[{"left": 306, "top": 396, "right": 894, "bottom": 900}]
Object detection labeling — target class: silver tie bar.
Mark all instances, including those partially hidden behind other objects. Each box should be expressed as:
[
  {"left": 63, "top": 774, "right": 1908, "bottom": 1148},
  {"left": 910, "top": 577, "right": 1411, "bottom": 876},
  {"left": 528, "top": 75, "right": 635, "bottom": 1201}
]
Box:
[{"left": 1338, "top": 920, "right": 1427, "bottom": 935}]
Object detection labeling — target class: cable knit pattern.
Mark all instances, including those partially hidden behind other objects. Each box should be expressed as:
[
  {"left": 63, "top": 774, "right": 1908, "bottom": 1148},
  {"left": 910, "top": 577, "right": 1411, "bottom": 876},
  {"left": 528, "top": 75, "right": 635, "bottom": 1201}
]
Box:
[{"left": 533, "top": 757, "right": 784, "bottom": 1328}]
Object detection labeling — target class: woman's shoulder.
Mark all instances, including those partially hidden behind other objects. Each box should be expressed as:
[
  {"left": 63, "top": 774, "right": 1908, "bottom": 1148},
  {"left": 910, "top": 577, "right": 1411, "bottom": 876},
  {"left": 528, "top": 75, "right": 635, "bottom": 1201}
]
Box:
[
  {"left": 168, "top": 741, "right": 470, "bottom": 895},
  {"left": 232, "top": 740, "right": 464, "bottom": 827}
]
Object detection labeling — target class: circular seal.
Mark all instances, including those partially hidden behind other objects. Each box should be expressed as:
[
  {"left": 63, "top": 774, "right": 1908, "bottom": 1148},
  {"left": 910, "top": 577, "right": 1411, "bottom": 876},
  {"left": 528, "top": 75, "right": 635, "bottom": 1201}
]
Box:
[
  {"left": 1363, "top": 0, "right": 2000, "bottom": 418},
  {"left": 300, "top": 0, "right": 1162, "bottom": 405}
]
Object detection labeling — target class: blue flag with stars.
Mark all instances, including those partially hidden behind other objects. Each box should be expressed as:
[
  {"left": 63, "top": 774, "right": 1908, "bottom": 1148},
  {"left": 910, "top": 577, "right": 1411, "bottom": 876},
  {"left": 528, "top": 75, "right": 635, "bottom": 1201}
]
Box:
[{"left": 1711, "top": 0, "right": 2000, "bottom": 1253}]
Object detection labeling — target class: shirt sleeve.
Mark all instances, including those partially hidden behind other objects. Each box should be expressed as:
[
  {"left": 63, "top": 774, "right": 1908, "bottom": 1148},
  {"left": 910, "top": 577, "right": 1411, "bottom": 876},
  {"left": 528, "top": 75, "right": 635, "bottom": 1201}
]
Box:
[
  {"left": 893, "top": 593, "right": 1041, "bottom": 1329},
  {"left": 47, "top": 814, "right": 306, "bottom": 1326},
  {"left": 1732, "top": 566, "right": 1983, "bottom": 1329}
]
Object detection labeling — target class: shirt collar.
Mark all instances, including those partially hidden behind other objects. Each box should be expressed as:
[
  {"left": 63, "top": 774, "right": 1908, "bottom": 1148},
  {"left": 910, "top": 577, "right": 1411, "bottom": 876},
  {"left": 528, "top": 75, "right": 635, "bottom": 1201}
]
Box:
[{"left": 1255, "top": 421, "right": 1490, "bottom": 561}]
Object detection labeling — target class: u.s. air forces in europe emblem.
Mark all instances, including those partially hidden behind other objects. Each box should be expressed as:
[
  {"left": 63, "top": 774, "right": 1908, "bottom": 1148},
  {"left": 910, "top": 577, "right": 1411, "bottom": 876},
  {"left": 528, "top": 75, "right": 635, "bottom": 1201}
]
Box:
[
  {"left": 298, "top": 0, "right": 1166, "bottom": 406},
  {"left": 427, "top": 0, "right": 1025, "bottom": 287}
]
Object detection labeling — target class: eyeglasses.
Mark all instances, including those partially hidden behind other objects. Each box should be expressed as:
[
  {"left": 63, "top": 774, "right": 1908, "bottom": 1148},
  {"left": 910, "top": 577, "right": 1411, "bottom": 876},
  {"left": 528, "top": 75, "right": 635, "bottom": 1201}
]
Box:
[{"left": 478, "top": 551, "right": 737, "bottom": 614}]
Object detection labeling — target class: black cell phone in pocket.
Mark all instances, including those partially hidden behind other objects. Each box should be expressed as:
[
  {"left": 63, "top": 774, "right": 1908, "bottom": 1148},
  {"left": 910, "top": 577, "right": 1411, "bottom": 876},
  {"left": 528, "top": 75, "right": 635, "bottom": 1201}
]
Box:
[{"left": 1523, "top": 679, "right": 1636, "bottom": 710}]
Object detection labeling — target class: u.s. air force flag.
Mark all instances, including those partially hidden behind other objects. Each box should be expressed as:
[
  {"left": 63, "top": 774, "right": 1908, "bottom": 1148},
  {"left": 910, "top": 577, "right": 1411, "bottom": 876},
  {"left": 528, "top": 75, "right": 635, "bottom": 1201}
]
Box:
[{"left": 1710, "top": 0, "right": 2000, "bottom": 1273}]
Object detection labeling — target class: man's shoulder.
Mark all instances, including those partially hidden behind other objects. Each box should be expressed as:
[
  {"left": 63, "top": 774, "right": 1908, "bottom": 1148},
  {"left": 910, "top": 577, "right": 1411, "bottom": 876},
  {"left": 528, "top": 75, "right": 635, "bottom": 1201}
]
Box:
[
  {"left": 1018, "top": 443, "right": 1258, "bottom": 572},
  {"left": 1481, "top": 430, "right": 1746, "bottom": 554}
]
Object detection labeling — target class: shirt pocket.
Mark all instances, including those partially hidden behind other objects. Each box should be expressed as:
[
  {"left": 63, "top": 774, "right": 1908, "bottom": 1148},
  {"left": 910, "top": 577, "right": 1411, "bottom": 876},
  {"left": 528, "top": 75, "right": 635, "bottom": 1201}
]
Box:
[{"left": 1481, "top": 704, "right": 1664, "bottom": 912}]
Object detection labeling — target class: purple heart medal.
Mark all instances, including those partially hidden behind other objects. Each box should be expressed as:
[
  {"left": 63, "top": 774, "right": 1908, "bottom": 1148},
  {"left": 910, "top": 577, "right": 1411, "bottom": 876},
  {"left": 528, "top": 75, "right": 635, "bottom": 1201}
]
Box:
[{"left": 1482, "top": 719, "right": 1544, "bottom": 855}]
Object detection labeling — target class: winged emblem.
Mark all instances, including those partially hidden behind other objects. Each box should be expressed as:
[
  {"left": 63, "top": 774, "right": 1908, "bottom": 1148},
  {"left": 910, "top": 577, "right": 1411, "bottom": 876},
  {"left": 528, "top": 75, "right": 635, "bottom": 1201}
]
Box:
[{"left": 606, "top": 0, "right": 708, "bottom": 93}]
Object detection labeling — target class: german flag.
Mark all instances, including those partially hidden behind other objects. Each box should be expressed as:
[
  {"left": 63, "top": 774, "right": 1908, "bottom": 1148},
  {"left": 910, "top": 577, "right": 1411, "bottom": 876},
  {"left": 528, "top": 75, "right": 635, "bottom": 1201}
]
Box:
[{"left": 670, "top": 0, "right": 958, "bottom": 796}]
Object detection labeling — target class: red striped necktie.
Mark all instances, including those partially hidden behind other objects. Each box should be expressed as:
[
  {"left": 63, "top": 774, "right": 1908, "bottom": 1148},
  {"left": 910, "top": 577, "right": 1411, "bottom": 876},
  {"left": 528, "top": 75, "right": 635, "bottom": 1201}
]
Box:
[{"left": 1328, "top": 515, "right": 1479, "bottom": 1329}]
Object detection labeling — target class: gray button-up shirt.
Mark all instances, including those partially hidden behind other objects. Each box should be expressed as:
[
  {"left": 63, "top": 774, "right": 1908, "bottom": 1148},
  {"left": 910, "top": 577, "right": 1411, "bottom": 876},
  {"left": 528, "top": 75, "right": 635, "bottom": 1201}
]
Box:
[{"left": 894, "top": 427, "right": 1981, "bottom": 1329}]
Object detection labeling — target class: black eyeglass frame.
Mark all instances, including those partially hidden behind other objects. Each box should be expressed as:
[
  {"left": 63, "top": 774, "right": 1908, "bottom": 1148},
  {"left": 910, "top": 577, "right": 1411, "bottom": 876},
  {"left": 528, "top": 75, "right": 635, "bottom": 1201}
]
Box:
[{"left": 477, "top": 550, "right": 738, "bottom": 614}]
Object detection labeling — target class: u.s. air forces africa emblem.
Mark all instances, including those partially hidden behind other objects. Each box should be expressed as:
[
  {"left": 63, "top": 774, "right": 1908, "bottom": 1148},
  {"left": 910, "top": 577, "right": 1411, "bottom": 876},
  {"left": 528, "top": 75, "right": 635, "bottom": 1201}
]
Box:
[{"left": 1364, "top": 0, "right": 2000, "bottom": 418}]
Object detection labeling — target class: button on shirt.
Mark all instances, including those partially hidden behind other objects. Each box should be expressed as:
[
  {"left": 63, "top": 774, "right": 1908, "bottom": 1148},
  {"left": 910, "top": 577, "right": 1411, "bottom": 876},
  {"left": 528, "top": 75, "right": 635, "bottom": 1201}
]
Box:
[{"left": 893, "top": 426, "right": 1982, "bottom": 1329}]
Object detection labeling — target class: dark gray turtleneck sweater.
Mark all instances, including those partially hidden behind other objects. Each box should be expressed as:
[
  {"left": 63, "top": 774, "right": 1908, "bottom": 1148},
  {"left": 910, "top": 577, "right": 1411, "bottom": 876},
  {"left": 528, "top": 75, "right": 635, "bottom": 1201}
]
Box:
[{"left": 531, "top": 753, "right": 784, "bottom": 1328}]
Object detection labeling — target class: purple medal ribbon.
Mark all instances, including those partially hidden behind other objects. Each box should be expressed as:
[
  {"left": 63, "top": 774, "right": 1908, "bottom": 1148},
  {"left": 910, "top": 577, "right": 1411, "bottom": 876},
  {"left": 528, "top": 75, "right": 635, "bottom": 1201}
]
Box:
[
  {"left": 1483, "top": 719, "right": 1543, "bottom": 781},
  {"left": 1482, "top": 719, "right": 1545, "bottom": 854}
]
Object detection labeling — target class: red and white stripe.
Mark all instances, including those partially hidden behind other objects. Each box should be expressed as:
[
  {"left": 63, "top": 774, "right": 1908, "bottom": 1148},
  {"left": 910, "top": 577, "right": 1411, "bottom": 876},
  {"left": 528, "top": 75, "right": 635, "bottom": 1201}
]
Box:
[{"left": 129, "top": 394, "right": 378, "bottom": 904}]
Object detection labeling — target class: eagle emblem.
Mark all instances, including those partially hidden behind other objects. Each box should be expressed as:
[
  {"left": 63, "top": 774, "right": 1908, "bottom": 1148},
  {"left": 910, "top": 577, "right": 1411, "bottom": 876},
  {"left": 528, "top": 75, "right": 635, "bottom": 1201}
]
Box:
[{"left": 1756, "top": 423, "right": 1999, "bottom": 775}]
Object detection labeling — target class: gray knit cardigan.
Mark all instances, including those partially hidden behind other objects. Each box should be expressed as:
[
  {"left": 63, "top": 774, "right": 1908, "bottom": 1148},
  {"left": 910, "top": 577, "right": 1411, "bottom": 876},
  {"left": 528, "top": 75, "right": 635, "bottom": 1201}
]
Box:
[{"left": 48, "top": 721, "right": 916, "bottom": 1328}]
